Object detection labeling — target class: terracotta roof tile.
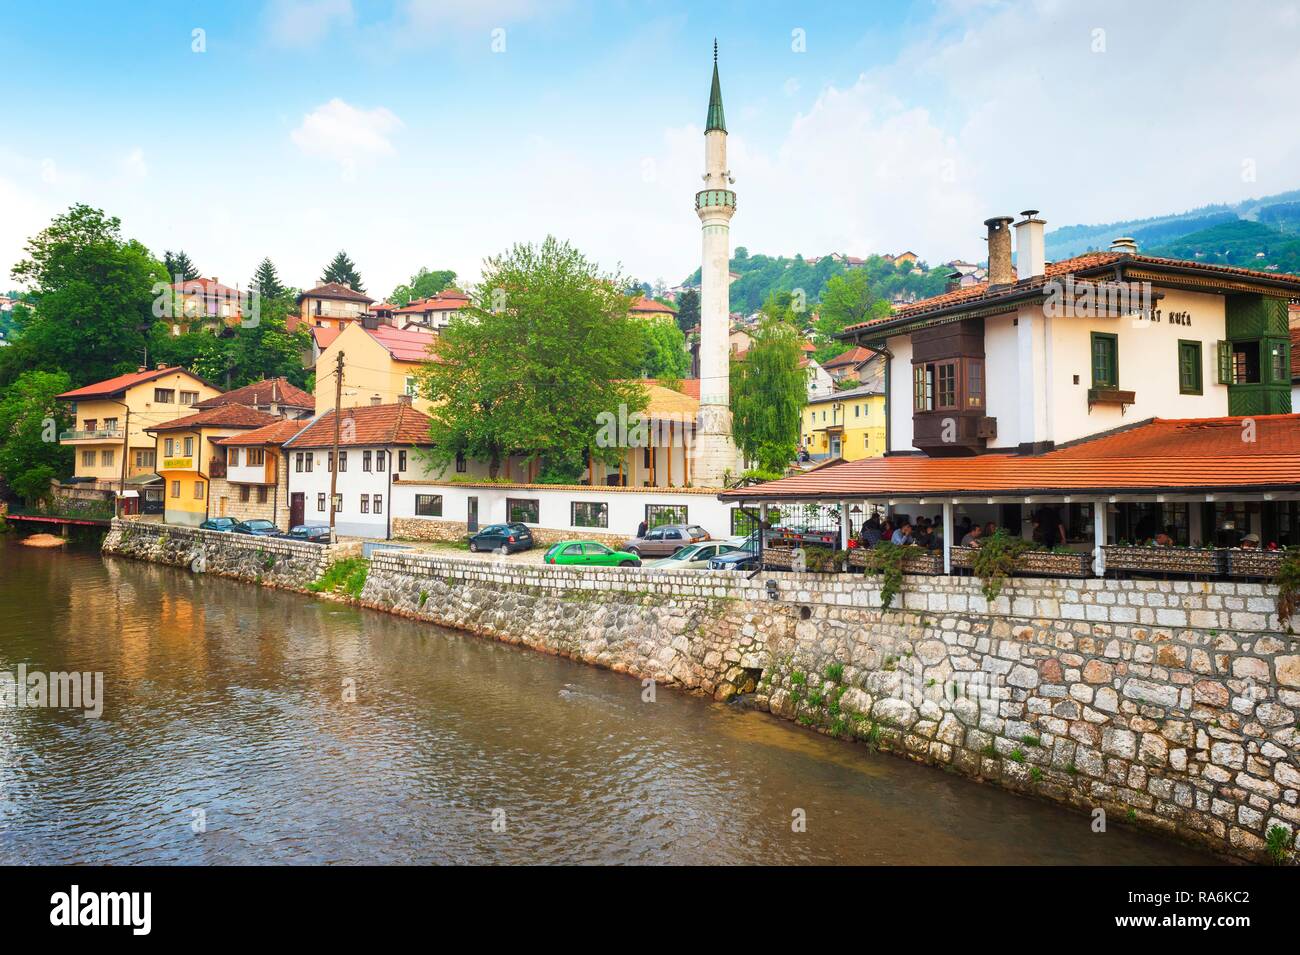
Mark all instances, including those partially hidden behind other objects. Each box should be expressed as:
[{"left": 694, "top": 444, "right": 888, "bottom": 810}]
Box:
[
  {"left": 629, "top": 296, "right": 678, "bottom": 315},
  {"left": 214, "top": 418, "right": 311, "bottom": 446},
  {"left": 193, "top": 377, "right": 313, "bottom": 411},
  {"left": 57, "top": 366, "right": 190, "bottom": 400},
  {"left": 365, "top": 324, "right": 438, "bottom": 362},
  {"left": 284, "top": 403, "right": 433, "bottom": 449},
  {"left": 146, "top": 405, "right": 282, "bottom": 433},
  {"left": 297, "top": 282, "right": 374, "bottom": 304},
  {"left": 1048, "top": 414, "right": 1300, "bottom": 458},
  {"left": 643, "top": 378, "right": 701, "bottom": 400},
  {"left": 823, "top": 345, "right": 875, "bottom": 368}
]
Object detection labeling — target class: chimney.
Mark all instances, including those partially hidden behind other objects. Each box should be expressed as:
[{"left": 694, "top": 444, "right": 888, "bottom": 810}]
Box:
[
  {"left": 984, "top": 216, "right": 1015, "bottom": 288},
  {"left": 362, "top": 314, "right": 379, "bottom": 330},
  {"left": 137, "top": 365, "right": 148, "bottom": 373},
  {"left": 1014, "top": 210, "right": 1046, "bottom": 281},
  {"left": 1110, "top": 236, "right": 1138, "bottom": 254},
  {"left": 397, "top": 393, "right": 412, "bottom": 406},
  {"left": 945, "top": 271, "right": 963, "bottom": 293}
]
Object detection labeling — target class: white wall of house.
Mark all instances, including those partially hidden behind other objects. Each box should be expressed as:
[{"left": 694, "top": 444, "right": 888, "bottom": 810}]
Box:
[
  {"left": 286, "top": 444, "right": 439, "bottom": 537},
  {"left": 886, "top": 333, "right": 913, "bottom": 452},
  {"left": 391, "top": 482, "right": 746, "bottom": 540},
  {"left": 984, "top": 312, "right": 1021, "bottom": 449}
]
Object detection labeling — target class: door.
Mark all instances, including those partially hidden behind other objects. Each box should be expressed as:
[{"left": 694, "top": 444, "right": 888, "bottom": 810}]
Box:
[
  {"left": 219, "top": 496, "right": 228, "bottom": 516},
  {"left": 467, "top": 496, "right": 479, "bottom": 533},
  {"left": 830, "top": 434, "right": 842, "bottom": 458},
  {"left": 290, "top": 492, "right": 305, "bottom": 527}
]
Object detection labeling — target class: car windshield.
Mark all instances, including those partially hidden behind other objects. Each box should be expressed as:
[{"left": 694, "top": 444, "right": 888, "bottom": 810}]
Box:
[
  {"left": 687, "top": 526, "right": 708, "bottom": 538},
  {"left": 247, "top": 521, "right": 274, "bottom": 529},
  {"left": 668, "top": 545, "right": 698, "bottom": 560},
  {"left": 585, "top": 543, "right": 612, "bottom": 555}
]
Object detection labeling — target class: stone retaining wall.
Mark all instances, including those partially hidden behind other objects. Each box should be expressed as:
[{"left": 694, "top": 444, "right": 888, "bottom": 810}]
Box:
[
  {"left": 102, "top": 518, "right": 358, "bottom": 591},
  {"left": 391, "top": 516, "right": 627, "bottom": 549},
  {"left": 101, "top": 521, "right": 1300, "bottom": 863}
]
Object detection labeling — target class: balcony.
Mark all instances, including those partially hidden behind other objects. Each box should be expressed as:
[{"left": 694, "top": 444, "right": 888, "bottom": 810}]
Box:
[
  {"left": 59, "top": 428, "right": 122, "bottom": 442},
  {"left": 208, "top": 458, "right": 227, "bottom": 478}
]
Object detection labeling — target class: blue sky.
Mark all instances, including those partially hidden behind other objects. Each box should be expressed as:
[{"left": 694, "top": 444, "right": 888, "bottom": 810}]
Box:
[{"left": 4, "top": 0, "right": 1300, "bottom": 298}]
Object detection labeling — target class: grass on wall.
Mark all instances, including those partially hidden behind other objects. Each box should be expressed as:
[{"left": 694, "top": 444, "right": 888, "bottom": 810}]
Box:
[{"left": 308, "top": 557, "right": 369, "bottom": 599}]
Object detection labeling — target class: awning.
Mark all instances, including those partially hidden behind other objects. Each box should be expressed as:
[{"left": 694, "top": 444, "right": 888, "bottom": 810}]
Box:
[{"left": 123, "top": 472, "right": 162, "bottom": 485}]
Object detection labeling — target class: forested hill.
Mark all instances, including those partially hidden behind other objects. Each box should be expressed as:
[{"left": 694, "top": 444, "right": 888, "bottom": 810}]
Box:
[{"left": 681, "top": 248, "right": 949, "bottom": 314}]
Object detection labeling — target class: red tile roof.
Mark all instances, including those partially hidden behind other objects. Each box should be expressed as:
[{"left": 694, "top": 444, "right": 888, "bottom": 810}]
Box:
[
  {"left": 311, "top": 326, "right": 343, "bottom": 350},
  {"left": 146, "top": 405, "right": 281, "bottom": 433},
  {"left": 643, "top": 378, "right": 701, "bottom": 400},
  {"left": 393, "top": 289, "right": 471, "bottom": 315},
  {"left": 193, "top": 377, "right": 313, "bottom": 411},
  {"left": 214, "top": 418, "right": 310, "bottom": 446},
  {"left": 842, "top": 251, "right": 1300, "bottom": 335},
  {"left": 297, "top": 282, "right": 374, "bottom": 304},
  {"left": 361, "top": 324, "right": 438, "bottom": 362},
  {"left": 57, "top": 366, "right": 193, "bottom": 400},
  {"left": 284, "top": 403, "right": 433, "bottom": 449},
  {"left": 629, "top": 296, "right": 678, "bottom": 315},
  {"left": 720, "top": 415, "right": 1300, "bottom": 500},
  {"left": 170, "top": 277, "right": 243, "bottom": 298},
  {"left": 823, "top": 345, "right": 875, "bottom": 369}
]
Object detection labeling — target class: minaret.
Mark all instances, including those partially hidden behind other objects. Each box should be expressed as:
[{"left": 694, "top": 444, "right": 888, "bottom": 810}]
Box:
[{"left": 693, "top": 40, "right": 742, "bottom": 485}]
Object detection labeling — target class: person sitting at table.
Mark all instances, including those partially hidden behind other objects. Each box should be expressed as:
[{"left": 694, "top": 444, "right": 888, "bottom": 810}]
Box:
[
  {"left": 891, "top": 522, "right": 915, "bottom": 546},
  {"left": 1240, "top": 533, "right": 1260, "bottom": 550},
  {"left": 983, "top": 521, "right": 998, "bottom": 538},
  {"left": 1153, "top": 531, "right": 1174, "bottom": 547},
  {"left": 960, "top": 523, "right": 983, "bottom": 547},
  {"left": 879, "top": 520, "right": 894, "bottom": 544},
  {"left": 858, "top": 515, "right": 883, "bottom": 547}
]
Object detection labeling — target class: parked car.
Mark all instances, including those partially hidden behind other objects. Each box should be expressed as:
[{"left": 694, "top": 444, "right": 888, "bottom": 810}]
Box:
[
  {"left": 283, "top": 524, "right": 331, "bottom": 544},
  {"left": 622, "top": 523, "right": 710, "bottom": 558},
  {"left": 233, "top": 519, "right": 281, "bottom": 537},
  {"left": 199, "top": 517, "right": 240, "bottom": 532},
  {"left": 468, "top": 522, "right": 534, "bottom": 553},
  {"left": 544, "top": 540, "right": 642, "bottom": 567},
  {"left": 646, "top": 541, "right": 743, "bottom": 570},
  {"left": 708, "top": 549, "right": 761, "bottom": 572},
  {"left": 724, "top": 531, "right": 762, "bottom": 551}
]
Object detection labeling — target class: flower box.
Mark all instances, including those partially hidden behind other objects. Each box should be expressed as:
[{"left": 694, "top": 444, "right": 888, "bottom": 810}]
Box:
[
  {"left": 848, "top": 548, "right": 942, "bottom": 575},
  {"left": 1019, "top": 550, "right": 1093, "bottom": 577},
  {"left": 1102, "top": 545, "right": 1224, "bottom": 576},
  {"left": 1223, "top": 549, "right": 1282, "bottom": 578}
]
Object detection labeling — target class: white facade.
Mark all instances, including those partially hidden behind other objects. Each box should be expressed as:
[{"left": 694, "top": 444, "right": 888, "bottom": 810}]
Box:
[
  {"left": 286, "top": 444, "right": 438, "bottom": 538},
  {"left": 391, "top": 482, "right": 745, "bottom": 541},
  {"left": 885, "top": 286, "right": 1233, "bottom": 453}
]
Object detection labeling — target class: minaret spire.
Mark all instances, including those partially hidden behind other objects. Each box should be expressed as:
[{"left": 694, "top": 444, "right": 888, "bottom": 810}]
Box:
[{"left": 706, "top": 40, "right": 726, "bottom": 133}]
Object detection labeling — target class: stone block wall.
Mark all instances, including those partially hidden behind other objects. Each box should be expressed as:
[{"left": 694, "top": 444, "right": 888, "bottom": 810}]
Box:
[{"left": 391, "top": 516, "right": 627, "bottom": 549}]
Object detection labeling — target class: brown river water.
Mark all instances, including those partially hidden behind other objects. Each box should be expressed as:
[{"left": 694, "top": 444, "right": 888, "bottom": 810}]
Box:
[{"left": 0, "top": 536, "right": 1212, "bottom": 864}]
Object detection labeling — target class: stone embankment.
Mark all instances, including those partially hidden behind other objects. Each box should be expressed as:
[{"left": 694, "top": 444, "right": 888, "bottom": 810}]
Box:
[{"left": 104, "top": 520, "right": 1300, "bottom": 864}]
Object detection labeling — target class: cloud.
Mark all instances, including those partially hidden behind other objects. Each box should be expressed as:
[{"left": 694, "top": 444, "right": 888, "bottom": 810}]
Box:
[
  {"left": 265, "top": 0, "right": 353, "bottom": 48},
  {"left": 289, "top": 99, "right": 403, "bottom": 177},
  {"left": 120, "top": 147, "right": 147, "bottom": 179}
]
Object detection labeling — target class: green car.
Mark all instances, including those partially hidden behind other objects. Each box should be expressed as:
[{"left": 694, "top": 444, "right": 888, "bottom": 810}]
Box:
[{"left": 544, "top": 540, "right": 642, "bottom": 567}]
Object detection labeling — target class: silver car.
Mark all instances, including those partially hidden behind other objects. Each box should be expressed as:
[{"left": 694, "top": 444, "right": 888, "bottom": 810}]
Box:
[{"left": 645, "top": 541, "right": 742, "bottom": 571}]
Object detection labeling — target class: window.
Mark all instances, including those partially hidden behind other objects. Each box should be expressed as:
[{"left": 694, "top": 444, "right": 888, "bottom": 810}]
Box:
[
  {"left": 194, "top": 480, "right": 205, "bottom": 500},
  {"left": 257, "top": 486, "right": 268, "bottom": 504},
  {"left": 373, "top": 494, "right": 383, "bottom": 515},
  {"left": 363, "top": 450, "right": 372, "bottom": 472},
  {"left": 854, "top": 404, "right": 860, "bottom": 417},
  {"left": 506, "top": 498, "right": 539, "bottom": 524},
  {"left": 83, "top": 419, "right": 97, "bottom": 432},
  {"left": 81, "top": 450, "right": 95, "bottom": 467},
  {"left": 183, "top": 436, "right": 194, "bottom": 457},
  {"left": 572, "top": 501, "right": 609, "bottom": 528},
  {"left": 164, "top": 438, "right": 175, "bottom": 457},
  {"left": 398, "top": 450, "right": 407, "bottom": 472},
  {"left": 247, "top": 448, "right": 265, "bottom": 466},
  {"left": 404, "top": 375, "right": 418, "bottom": 397},
  {"left": 913, "top": 364, "right": 934, "bottom": 412},
  {"left": 966, "top": 359, "right": 984, "bottom": 409},
  {"left": 415, "top": 494, "right": 443, "bottom": 516},
  {"left": 1216, "top": 340, "right": 1233, "bottom": 384},
  {"left": 646, "top": 504, "right": 687, "bottom": 528},
  {"left": 239, "top": 485, "right": 250, "bottom": 503},
  {"left": 295, "top": 453, "right": 304, "bottom": 473},
  {"left": 935, "top": 360, "right": 957, "bottom": 409},
  {"left": 101, "top": 449, "right": 114, "bottom": 467},
  {"left": 171, "top": 481, "right": 180, "bottom": 498},
  {"left": 360, "top": 495, "right": 370, "bottom": 514},
  {"left": 1090, "top": 332, "right": 1118, "bottom": 388},
  {"left": 154, "top": 388, "right": 175, "bottom": 403},
  {"left": 103, "top": 417, "right": 118, "bottom": 432},
  {"left": 1232, "top": 341, "right": 1260, "bottom": 384},
  {"left": 317, "top": 493, "right": 326, "bottom": 512},
  {"left": 376, "top": 450, "right": 386, "bottom": 472},
  {"left": 135, "top": 450, "right": 154, "bottom": 468},
  {"left": 1268, "top": 340, "right": 1287, "bottom": 384},
  {"left": 180, "top": 391, "right": 198, "bottom": 405},
  {"left": 338, "top": 451, "right": 347, "bottom": 472},
  {"left": 303, "top": 453, "right": 313, "bottom": 473},
  {"left": 455, "top": 452, "right": 466, "bottom": 473},
  {"left": 1178, "top": 340, "right": 1203, "bottom": 395}
]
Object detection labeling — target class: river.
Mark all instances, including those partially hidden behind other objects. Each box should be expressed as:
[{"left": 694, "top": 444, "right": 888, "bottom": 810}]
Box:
[{"left": 0, "top": 536, "right": 1212, "bottom": 864}]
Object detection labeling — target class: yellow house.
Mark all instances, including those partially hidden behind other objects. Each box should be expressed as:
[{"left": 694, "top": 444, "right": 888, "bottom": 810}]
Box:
[
  {"left": 57, "top": 367, "right": 223, "bottom": 487},
  {"left": 146, "top": 405, "right": 281, "bottom": 526},
  {"left": 313, "top": 319, "right": 437, "bottom": 413},
  {"left": 801, "top": 384, "right": 886, "bottom": 462}
]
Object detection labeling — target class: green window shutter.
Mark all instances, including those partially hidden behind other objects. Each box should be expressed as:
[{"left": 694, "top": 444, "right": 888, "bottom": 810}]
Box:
[
  {"left": 1178, "top": 340, "right": 1202, "bottom": 395},
  {"left": 1216, "top": 340, "right": 1232, "bottom": 385},
  {"left": 913, "top": 365, "right": 925, "bottom": 411},
  {"left": 1090, "top": 332, "right": 1118, "bottom": 388}
]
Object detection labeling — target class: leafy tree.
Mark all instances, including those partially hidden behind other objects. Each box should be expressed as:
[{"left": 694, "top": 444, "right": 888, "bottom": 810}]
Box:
[
  {"left": 675, "top": 288, "right": 700, "bottom": 334},
  {"left": 224, "top": 295, "right": 313, "bottom": 388},
  {"left": 389, "top": 267, "right": 456, "bottom": 306},
  {"left": 418, "top": 236, "right": 647, "bottom": 479},
  {"left": 730, "top": 298, "right": 805, "bottom": 472},
  {"left": 250, "top": 257, "right": 285, "bottom": 300},
  {"left": 640, "top": 319, "right": 689, "bottom": 379},
  {"left": 7, "top": 204, "right": 165, "bottom": 388},
  {"left": 163, "top": 250, "right": 200, "bottom": 281},
  {"left": 812, "top": 270, "right": 890, "bottom": 362},
  {"left": 321, "top": 250, "right": 365, "bottom": 292},
  {"left": 0, "top": 370, "right": 72, "bottom": 503}
]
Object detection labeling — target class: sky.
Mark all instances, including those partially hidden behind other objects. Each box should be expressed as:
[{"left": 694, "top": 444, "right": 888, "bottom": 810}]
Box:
[{"left": 3, "top": 0, "right": 1300, "bottom": 299}]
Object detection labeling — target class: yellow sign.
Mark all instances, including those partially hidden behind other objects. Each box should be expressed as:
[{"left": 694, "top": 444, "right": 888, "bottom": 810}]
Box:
[{"left": 163, "top": 457, "right": 194, "bottom": 470}]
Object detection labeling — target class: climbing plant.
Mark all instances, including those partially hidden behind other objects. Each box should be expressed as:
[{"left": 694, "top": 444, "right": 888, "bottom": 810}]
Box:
[
  {"left": 970, "top": 531, "right": 1034, "bottom": 601},
  {"left": 858, "top": 542, "right": 918, "bottom": 610},
  {"left": 1274, "top": 548, "right": 1300, "bottom": 633}
]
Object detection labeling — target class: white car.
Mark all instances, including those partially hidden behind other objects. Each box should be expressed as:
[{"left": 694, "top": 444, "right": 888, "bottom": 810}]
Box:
[{"left": 645, "top": 541, "right": 744, "bottom": 570}]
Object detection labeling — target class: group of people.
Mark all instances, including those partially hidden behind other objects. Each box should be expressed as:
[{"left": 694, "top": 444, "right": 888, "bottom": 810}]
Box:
[{"left": 857, "top": 514, "right": 995, "bottom": 551}]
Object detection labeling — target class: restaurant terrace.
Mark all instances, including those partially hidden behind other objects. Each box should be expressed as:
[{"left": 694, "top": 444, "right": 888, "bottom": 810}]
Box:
[{"left": 718, "top": 414, "right": 1300, "bottom": 580}]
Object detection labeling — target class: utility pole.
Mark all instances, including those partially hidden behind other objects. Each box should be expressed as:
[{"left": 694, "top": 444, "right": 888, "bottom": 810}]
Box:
[{"left": 329, "top": 351, "right": 344, "bottom": 543}]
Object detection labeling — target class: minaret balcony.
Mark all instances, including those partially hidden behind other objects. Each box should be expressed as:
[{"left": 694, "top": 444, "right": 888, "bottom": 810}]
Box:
[{"left": 695, "top": 189, "right": 736, "bottom": 212}]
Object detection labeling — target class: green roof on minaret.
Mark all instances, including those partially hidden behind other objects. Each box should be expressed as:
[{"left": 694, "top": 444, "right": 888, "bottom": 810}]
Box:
[{"left": 706, "top": 40, "right": 726, "bottom": 133}]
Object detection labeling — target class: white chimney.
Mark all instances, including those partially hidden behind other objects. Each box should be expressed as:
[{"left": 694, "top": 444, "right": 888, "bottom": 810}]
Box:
[
  {"left": 1014, "top": 210, "right": 1046, "bottom": 280},
  {"left": 1110, "top": 236, "right": 1138, "bottom": 254}
]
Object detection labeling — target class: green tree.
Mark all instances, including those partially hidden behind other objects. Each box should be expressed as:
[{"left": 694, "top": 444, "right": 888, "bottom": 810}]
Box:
[
  {"left": 321, "top": 250, "right": 365, "bottom": 292},
  {"left": 812, "top": 269, "right": 890, "bottom": 362},
  {"left": 640, "top": 319, "right": 689, "bottom": 379},
  {"left": 163, "top": 250, "right": 200, "bottom": 281},
  {"left": 389, "top": 267, "right": 456, "bottom": 306},
  {"left": 224, "top": 295, "right": 313, "bottom": 388},
  {"left": 0, "top": 370, "right": 72, "bottom": 503},
  {"left": 675, "top": 288, "right": 700, "bottom": 334},
  {"left": 418, "top": 236, "right": 647, "bottom": 479},
  {"left": 7, "top": 204, "right": 166, "bottom": 388},
  {"left": 730, "top": 298, "right": 805, "bottom": 472},
  {"left": 250, "top": 257, "right": 285, "bottom": 300}
]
